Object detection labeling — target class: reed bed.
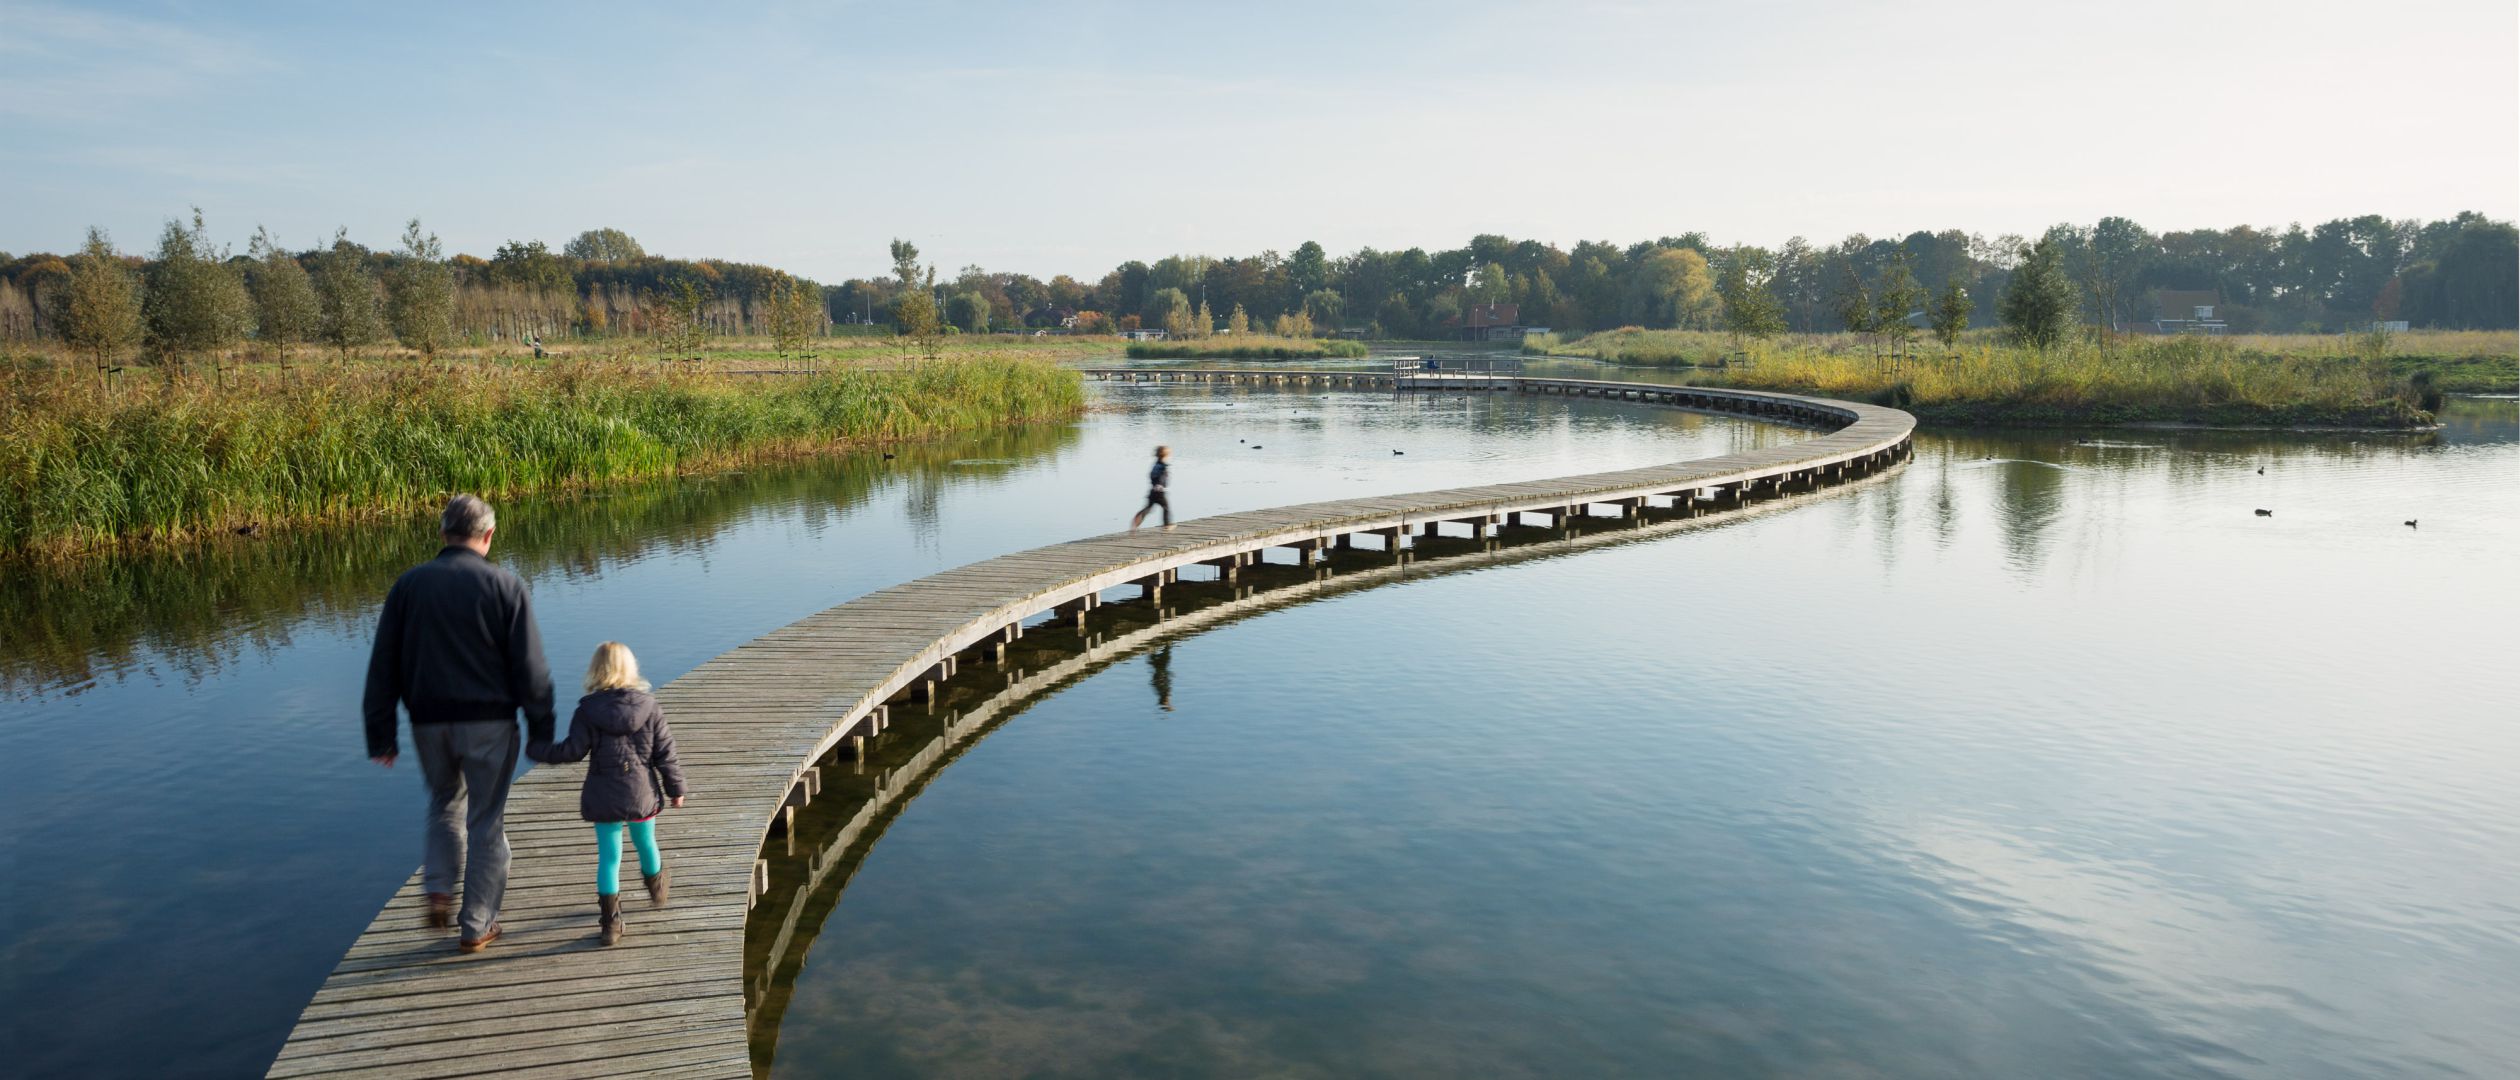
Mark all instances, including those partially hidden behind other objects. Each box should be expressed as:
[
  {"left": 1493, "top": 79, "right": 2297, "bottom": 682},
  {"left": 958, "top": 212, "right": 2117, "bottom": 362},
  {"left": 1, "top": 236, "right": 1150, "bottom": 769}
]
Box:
[
  {"left": 1707, "top": 336, "right": 2431, "bottom": 426},
  {"left": 0, "top": 356, "right": 1084, "bottom": 557},
  {"left": 1124, "top": 336, "right": 1369, "bottom": 360}
]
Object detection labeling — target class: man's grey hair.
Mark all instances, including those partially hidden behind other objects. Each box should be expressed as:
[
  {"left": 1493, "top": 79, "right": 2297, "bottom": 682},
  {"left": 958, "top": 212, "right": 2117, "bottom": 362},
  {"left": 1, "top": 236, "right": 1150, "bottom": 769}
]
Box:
[{"left": 440, "top": 494, "right": 496, "bottom": 540}]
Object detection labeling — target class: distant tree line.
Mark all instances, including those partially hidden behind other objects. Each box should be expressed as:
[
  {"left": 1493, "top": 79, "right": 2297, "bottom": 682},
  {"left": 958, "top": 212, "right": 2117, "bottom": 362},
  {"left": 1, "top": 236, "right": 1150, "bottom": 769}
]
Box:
[
  {"left": 832, "top": 211, "right": 2514, "bottom": 341},
  {"left": 0, "top": 216, "right": 830, "bottom": 363},
  {"left": 4, "top": 210, "right": 2509, "bottom": 364}
]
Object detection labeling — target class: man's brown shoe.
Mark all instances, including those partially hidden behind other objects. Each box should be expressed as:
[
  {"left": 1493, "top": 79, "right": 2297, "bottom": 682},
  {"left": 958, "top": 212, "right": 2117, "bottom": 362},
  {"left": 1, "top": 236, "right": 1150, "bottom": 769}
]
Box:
[
  {"left": 458, "top": 924, "right": 502, "bottom": 953},
  {"left": 425, "top": 893, "right": 454, "bottom": 930}
]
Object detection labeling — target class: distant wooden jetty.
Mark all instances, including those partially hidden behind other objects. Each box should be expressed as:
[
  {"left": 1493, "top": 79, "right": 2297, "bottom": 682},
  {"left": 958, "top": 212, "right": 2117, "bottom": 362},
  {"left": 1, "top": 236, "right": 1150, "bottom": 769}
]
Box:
[{"left": 267, "top": 374, "right": 1913, "bottom": 1078}]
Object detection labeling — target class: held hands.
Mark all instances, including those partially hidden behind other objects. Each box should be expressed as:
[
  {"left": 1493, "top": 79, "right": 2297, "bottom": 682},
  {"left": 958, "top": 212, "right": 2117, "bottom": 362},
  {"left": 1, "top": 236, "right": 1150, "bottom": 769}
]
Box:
[
  {"left": 671, "top": 795, "right": 687, "bottom": 809},
  {"left": 523, "top": 740, "right": 553, "bottom": 764},
  {"left": 371, "top": 754, "right": 397, "bottom": 769}
]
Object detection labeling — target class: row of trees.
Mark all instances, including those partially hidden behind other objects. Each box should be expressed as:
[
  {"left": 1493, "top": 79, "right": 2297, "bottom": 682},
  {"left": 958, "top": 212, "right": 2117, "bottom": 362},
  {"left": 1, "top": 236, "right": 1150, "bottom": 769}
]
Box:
[
  {"left": 6, "top": 210, "right": 2510, "bottom": 363},
  {"left": 2, "top": 219, "right": 831, "bottom": 362},
  {"left": 830, "top": 212, "right": 2513, "bottom": 340},
  {"left": 45, "top": 211, "right": 466, "bottom": 368}
]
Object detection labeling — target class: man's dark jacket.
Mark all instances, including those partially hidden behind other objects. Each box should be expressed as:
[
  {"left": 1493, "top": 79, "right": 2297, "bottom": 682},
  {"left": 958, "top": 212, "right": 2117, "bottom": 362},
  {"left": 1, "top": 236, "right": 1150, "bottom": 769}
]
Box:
[{"left": 363, "top": 546, "right": 556, "bottom": 756}]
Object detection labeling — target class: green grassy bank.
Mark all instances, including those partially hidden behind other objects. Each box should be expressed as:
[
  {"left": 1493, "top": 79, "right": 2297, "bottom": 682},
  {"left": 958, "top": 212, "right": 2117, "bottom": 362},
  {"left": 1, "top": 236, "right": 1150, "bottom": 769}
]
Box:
[
  {"left": 1528, "top": 329, "right": 2497, "bottom": 426},
  {"left": 1, "top": 356, "right": 1084, "bottom": 557},
  {"left": 1124, "top": 335, "right": 1369, "bottom": 361},
  {"left": 1716, "top": 338, "right": 2431, "bottom": 427}
]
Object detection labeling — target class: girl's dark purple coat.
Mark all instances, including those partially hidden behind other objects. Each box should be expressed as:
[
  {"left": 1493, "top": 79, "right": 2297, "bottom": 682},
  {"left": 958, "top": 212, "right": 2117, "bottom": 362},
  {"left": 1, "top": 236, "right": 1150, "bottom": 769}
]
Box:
[{"left": 530, "top": 688, "right": 687, "bottom": 823}]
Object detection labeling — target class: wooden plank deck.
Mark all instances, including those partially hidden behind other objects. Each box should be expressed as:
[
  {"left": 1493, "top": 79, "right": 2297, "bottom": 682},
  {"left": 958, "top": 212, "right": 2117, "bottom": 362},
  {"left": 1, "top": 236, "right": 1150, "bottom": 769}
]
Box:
[{"left": 268, "top": 375, "right": 1912, "bottom": 1078}]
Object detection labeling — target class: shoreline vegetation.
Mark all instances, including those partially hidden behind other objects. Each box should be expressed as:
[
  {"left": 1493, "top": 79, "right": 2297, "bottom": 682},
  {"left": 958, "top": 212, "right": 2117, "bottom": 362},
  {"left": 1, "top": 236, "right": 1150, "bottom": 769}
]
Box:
[
  {"left": 1123, "top": 335, "right": 1369, "bottom": 361},
  {"left": 1526, "top": 328, "right": 2513, "bottom": 428},
  {"left": 1, "top": 343, "right": 1087, "bottom": 559}
]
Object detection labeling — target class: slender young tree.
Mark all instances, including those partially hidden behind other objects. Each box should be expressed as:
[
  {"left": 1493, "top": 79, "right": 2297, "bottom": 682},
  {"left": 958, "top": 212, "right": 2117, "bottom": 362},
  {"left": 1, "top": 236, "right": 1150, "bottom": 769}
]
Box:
[
  {"left": 1834, "top": 262, "right": 1876, "bottom": 345},
  {"left": 141, "top": 208, "right": 253, "bottom": 364},
  {"left": 1872, "top": 259, "right": 1925, "bottom": 358},
  {"left": 63, "top": 227, "right": 142, "bottom": 372},
  {"left": 248, "top": 227, "right": 319, "bottom": 363},
  {"left": 1928, "top": 280, "right": 1971, "bottom": 349},
  {"left": 889, "top": 239, "right": 922, "bottom": 288},
  {"left": 765, "top": 275, "right": 821, "bottom": 353},
  {"left": 652, "top": 280, "right": 709, "bottom": 357},
  {"left": 314, "top": 228, "right": 384, "bottom": 360},
  {"left": 1227, "top": 303, "right": 1249, "bottom": 335},
  {"left": 2000, "top": 238, "right": 2080, "bottom": 350},
  {"left": 386, "top": 218, "right": 455, "bottom": 357},
  {"left": 1715, "top": 247, "right": 1787, "bottom": 343}
]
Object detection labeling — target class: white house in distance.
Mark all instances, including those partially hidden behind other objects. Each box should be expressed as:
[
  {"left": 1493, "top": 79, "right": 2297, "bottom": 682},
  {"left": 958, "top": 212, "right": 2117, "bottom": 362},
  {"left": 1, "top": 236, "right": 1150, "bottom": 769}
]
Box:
[{"left": 2134, "top": 290, "right": 2228, "bottom": 334}]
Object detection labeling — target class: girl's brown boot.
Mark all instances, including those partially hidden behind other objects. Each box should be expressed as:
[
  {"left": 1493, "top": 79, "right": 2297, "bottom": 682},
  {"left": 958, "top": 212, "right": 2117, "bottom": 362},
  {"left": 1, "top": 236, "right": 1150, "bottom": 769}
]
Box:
[{"left": 644, "top": 869, "right": 671, "bottom": 908}]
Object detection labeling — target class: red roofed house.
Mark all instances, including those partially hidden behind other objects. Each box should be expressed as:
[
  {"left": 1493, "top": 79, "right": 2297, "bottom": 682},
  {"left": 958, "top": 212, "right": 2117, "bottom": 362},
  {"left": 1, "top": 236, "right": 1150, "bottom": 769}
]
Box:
[{"left": 1462, "top": 303, "right": 1533, "bottom": 342}]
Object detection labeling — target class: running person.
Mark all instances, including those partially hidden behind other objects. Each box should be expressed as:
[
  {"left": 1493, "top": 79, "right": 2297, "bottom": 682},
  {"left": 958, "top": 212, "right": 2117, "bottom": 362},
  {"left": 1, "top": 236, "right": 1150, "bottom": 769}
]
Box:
[{"left": 1130, "top": 445, "right": 1174, "bottom": 531}]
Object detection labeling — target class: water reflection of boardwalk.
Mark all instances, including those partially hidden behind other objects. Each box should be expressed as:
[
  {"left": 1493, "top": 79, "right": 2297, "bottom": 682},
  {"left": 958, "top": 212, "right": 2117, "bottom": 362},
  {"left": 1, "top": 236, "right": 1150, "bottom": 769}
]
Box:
[{"left": 266, "top": 376, "right": 1911, "bottom": 1078}]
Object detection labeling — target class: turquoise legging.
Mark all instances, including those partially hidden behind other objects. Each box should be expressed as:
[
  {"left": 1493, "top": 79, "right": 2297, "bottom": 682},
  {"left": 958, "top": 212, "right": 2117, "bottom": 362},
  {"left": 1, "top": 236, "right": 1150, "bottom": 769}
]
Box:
[{"left": 594, "top": 819, "right": 662, "bottom": 896}]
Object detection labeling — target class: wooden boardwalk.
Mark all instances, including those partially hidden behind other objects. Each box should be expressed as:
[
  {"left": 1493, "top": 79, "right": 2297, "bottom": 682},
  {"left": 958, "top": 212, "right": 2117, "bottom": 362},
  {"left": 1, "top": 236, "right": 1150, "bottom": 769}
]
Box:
[{"left": 267, "top": 375, "right": 1912, "bottom": 1078}]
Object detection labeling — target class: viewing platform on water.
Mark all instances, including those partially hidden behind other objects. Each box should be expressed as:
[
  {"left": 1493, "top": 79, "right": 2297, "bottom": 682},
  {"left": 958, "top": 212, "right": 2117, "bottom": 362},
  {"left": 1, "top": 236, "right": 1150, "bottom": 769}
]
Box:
[{"left": 266, "top": 373, "right": 1913, "bottom": 1078}]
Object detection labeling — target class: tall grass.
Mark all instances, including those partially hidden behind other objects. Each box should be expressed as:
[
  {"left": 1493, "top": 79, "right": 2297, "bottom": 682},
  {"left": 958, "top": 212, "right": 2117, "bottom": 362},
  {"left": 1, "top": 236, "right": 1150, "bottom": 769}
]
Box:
[
  {"left": 1523, "top": 327, "right": 1737, "bottom": 365},
  {"left": 1, "top": 357, "right": 1084, "bottom": 556},
  {"left": 1707, "top": 336, "right": 2431, "bottom": 426},
  {"left": 1124, "top": 335, "right": 1369, "bottom": 360}
]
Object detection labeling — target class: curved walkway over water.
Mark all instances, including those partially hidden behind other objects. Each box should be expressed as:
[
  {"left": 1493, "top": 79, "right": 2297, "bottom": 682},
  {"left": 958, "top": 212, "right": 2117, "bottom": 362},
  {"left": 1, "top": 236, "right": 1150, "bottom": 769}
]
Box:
[{"left": 267, "top": 375, "right": 1912, "bottom": 1078}]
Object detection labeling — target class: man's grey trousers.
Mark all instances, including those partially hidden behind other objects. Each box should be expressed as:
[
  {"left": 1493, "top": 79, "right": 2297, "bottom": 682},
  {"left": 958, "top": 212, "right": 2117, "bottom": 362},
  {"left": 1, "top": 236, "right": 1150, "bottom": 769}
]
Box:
[{"left": 414, "top": 719, "right": 520, "bottom": 941}]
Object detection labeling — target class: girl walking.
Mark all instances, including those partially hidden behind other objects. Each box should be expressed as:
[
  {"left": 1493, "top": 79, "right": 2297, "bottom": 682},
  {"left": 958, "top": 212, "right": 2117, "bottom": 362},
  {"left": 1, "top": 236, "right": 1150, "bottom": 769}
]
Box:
[{"left": 530, "top": 641, "right": 688, "bottom": 945}]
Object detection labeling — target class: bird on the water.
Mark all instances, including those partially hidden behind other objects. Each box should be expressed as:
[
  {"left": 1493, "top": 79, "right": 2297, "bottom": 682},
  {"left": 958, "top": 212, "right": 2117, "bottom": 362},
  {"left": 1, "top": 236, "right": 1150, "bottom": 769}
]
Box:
[
  {"left": 2254, "top": 509, "right": 2273, "bottom": 517},
  {"left": 2405, "top": 519, "right": 2419, "bottom": 528}
]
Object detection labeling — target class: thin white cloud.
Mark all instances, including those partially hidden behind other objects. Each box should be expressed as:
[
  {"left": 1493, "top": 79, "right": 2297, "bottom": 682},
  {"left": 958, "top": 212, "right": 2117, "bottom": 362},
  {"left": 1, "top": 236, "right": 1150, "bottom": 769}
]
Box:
[{"left": 0, "top": 1, "right": 273, "bottom": 121}]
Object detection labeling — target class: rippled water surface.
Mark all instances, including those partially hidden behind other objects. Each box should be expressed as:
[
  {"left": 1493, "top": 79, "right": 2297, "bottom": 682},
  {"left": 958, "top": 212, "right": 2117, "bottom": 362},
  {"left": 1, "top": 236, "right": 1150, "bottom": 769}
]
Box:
[
  {"left": 762, "top": 395, "right": 2520, "bottom": 1079},
  {"left": 0, "top": 382, "right": 1778, "bottom": 1078}
]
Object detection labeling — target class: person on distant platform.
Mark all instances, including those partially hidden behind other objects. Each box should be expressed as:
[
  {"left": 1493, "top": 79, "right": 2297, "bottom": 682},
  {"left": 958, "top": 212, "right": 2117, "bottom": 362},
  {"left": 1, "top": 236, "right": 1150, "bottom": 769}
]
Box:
[
  {"left": 527, "top": 642, "right": 688, "bottom": 947},
  {"left": 1129, "top": 445, "right": 1175, "bottom": 532}
]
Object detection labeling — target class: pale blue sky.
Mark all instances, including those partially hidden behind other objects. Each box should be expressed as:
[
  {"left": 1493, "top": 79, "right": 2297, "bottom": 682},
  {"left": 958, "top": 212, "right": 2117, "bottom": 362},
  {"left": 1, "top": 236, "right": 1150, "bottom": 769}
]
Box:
[{"left": 4, "top": 0, "right": 2513, "bottom": 280}]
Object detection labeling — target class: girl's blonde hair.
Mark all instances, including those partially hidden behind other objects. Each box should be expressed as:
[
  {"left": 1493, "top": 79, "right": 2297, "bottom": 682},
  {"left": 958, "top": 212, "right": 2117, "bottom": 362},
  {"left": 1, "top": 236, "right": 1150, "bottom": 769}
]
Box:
[{"left": 584, "top": 641, "right": 651, "bottom": 693}]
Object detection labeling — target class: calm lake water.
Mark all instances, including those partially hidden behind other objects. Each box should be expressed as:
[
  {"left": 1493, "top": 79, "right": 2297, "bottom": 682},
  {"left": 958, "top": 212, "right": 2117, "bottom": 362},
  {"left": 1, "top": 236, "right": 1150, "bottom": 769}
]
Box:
[
  {"left": 0, "top": 379, "right": 1785, "bottom": 1078},
  {"left": 3, "top": 374, "right": 2513, "bottom": 1078},
  {"left": 755, "top": 393, "right": 2520, "bottom": 1080}
]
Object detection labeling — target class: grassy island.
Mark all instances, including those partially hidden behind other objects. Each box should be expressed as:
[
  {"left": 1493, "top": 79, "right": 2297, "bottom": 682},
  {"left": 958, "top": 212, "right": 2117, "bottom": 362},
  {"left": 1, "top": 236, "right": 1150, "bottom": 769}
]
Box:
[
  {"left": 1527, "top": 329, "right": 2510, "bottom": 427},
  {"left": 1124, "top": 335, "right": 1369, "bottom": 361},
  {"left": 1, "top": 346, "right": 1086, "bottom": 558}
]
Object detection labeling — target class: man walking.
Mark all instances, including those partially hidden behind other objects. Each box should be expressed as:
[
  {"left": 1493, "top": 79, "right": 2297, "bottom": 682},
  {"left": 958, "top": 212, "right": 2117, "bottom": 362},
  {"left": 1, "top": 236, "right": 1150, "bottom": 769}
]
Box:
[{"left": 363, "top": 495, "right": 555, "bottom": 953}]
